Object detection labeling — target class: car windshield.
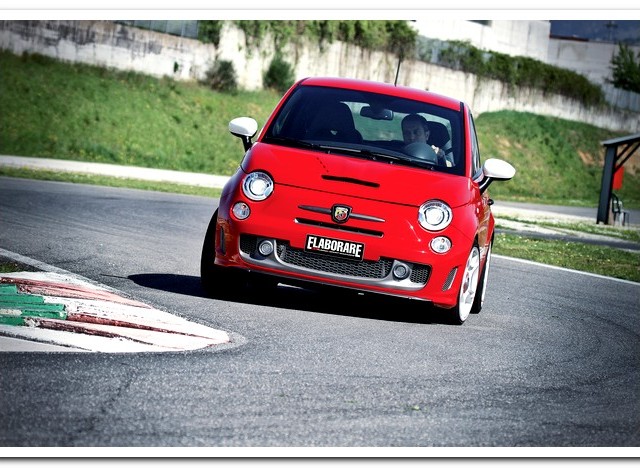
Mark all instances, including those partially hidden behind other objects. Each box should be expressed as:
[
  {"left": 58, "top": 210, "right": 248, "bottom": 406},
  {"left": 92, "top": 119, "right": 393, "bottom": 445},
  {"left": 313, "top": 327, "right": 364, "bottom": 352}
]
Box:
[{"left": 263, "top": 85, "right": 465, "bottom": 176}]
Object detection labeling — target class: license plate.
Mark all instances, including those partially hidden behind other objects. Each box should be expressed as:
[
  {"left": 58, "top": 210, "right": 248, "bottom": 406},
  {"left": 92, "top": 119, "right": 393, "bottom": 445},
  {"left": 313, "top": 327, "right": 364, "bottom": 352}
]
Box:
[{"left": 305, "top": 234, "right": 364, "bottom": 261}]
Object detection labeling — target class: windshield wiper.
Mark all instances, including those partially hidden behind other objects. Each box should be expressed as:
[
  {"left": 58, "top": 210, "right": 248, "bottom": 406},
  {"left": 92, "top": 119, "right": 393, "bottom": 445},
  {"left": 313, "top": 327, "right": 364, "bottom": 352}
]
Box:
[
  {"left": 264, "top": 136, "right": 318, "bottom": 150},
  {"left": 317, "top": 144, "right": 400, "bottom": 161},
  {"left": 265, "top": 138, "right": 435, "bottom": 170},
  {"left": 319, "top": 145, "right": 436, "bottom": 169}
]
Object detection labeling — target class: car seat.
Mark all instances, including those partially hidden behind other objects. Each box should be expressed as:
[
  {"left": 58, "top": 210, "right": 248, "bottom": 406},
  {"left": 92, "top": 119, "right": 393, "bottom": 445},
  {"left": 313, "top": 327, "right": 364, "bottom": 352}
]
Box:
[
  {"left": 427, "top": 121, "right": 451, "bottom": 150},
  {"left": 427, "top": 121, "right": 454, "bottom": 164},
  {"left": 306, "top": 102, "right": 363, "bottom": 144}
]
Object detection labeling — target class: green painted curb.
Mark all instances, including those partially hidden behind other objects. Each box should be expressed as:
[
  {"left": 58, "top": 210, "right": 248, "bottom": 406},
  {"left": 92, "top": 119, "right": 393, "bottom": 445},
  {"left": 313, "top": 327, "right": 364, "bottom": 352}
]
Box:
[
  {"left": 0, "top": 295, "right": 46, "bottom": 304},
  {"left": 0, "top": 284, "right": 19, "bottom": 295},
  {"left": 0, "top": 287, "right": 68, "bottom": 324},
  {"left": 0, "top": 315, "right": 25, "bottom": 326}
]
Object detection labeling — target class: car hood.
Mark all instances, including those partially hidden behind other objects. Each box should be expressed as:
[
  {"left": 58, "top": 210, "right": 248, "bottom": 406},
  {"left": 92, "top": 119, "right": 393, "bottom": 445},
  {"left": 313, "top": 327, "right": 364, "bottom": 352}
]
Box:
[{"left": 242, "top": 143, "right": 474, "bottom": 207}]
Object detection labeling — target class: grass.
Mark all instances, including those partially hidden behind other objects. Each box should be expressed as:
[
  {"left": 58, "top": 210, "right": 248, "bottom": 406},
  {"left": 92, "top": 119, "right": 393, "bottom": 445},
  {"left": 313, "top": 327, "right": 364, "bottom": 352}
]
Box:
[
  {"left": 493, "top": 233, "right": 640, "bottom": 283},
  {"left": 1, "top": 49, "right": 638, "bottom": 208},
  {"left": 0, "top": 50, "right": 281, "bottom": 176},
  {"left": 476, "top": 111, "right": 640, "bottom": 208},
  {"left": 0, "top": 261, "right": 24, "bottom": 274}
]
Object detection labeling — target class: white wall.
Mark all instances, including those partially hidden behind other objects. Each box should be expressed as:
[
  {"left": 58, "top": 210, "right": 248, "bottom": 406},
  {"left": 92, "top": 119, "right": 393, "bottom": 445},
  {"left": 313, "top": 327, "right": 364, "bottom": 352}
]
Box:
[
  {"left": 0, "top": 20, "right": 219, "bottom": 82},
  {"left": 412, "top": 20, "right": 551, "bottom": 62},
  {"left": 547, "top": 37, "right": 640, "bottom": 86},
  {"left": 414, "top": 19, "right": 640, "bottom": 88}
]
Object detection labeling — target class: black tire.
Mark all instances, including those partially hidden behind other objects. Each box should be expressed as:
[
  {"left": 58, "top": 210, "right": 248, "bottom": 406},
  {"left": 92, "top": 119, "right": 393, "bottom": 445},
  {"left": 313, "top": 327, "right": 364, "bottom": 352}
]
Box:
[
  {"left": 470, "top": 240, "right": 492, "bottom": 315},
  {"left": 200, "top": 209, "right": 245, "bottom": 298},
  {"left": 446, "top": 244, "right": 481, "bottom": 325}
]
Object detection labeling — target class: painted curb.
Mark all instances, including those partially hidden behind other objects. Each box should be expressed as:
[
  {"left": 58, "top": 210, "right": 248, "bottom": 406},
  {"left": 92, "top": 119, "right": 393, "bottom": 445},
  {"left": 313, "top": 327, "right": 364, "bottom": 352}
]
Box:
[{"left": 0, "top": 271, "right": 230, "bottom": 353}]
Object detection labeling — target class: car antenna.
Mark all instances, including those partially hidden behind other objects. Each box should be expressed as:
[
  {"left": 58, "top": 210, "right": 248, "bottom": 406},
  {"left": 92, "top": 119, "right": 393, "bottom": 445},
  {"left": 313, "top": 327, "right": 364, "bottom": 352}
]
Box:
[{"left": 394, "top": 55, "right": 401, "bottom": 86}]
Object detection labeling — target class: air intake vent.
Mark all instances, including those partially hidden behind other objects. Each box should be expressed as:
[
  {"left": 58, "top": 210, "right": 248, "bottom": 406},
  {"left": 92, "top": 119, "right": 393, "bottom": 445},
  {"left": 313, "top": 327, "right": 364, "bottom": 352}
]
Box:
[{"left": 442, "top": 267, "right": 458, "bottom": 291}]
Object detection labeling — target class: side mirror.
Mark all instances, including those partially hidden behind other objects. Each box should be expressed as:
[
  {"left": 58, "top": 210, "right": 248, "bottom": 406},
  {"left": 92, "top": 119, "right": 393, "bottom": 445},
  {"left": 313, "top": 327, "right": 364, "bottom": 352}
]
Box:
[
  {"left": 479, "top": 158, "right": 516, "bottom": 194},
  {"left": 229, "top": 117, "right": 258, "bottom": 152}
]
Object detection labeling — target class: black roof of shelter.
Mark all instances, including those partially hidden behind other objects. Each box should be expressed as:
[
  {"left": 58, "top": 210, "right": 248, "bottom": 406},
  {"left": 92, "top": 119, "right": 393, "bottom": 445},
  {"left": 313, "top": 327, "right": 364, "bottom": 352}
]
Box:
[
  {"left": 601, "top": 132, "right": 640, "bottom": 149},
  {"left": 596, "top": 132, "right": 640, "bottom": 224}
]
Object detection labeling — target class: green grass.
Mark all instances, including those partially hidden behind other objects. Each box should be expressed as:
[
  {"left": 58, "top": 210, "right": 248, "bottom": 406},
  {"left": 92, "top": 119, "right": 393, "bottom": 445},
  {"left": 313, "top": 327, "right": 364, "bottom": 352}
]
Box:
[
  {"left": 1, "top": 49, "right": 638, "bottom": 207},
  {"left": 477, "top": 111, "right": 640, "bottom": 208},
  {"left": 0, "top": 262, "right": 23, "bottom": 273},
  {"left": 0, "top": 50, "right": 281, "bottom": 175},
  {"left": 493, "top": 233, "right": 640, "bottom": 282}
]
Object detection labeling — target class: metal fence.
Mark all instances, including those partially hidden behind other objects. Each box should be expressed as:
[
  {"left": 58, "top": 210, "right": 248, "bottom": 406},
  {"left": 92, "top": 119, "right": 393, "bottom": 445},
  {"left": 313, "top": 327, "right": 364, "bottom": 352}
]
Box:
[
  {"left": 602, "top": 83, "right": 640, "bottom": 113},
  {"left": 115, "top": 20, "right": 199, "bottom": 39}
]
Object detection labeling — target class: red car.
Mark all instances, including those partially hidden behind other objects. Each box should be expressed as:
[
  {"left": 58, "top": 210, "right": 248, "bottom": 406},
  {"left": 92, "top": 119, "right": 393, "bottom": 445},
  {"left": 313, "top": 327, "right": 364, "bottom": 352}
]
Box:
[{"left": 201, "top": 77, "right": 515, "bottom": 324}]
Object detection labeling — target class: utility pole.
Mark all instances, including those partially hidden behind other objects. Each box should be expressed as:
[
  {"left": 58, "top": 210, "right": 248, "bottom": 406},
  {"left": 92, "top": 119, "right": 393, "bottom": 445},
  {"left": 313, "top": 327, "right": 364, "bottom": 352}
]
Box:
[{"left": 605, "top": 20, "right": 618, "bottom": 43}]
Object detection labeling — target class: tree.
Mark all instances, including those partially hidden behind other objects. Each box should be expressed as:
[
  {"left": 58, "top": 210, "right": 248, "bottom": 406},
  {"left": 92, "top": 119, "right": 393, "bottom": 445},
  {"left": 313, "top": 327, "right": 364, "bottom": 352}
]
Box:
[{"left": 610, "top": 43, "right": 640, "bottom": 93}]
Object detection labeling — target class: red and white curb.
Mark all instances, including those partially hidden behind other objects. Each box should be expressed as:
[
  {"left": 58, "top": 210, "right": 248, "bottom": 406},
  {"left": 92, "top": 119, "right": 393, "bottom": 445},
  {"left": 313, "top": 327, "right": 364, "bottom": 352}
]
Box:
[{"left": 0, "top": 271, "right": 230, "bottom": 353}]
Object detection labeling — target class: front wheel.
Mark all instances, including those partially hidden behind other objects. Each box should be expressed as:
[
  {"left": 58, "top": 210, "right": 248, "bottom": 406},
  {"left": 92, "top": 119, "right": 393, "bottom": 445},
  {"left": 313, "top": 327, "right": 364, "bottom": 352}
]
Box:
[
  {"left": 470, "top": 240, "right": 492, "bottom": 315},
  {"left": 448, "top": 245, "right": 481, "bottom": 325},
  {"left": 200, "top": 209, "right": 245, "bottom": 298}
]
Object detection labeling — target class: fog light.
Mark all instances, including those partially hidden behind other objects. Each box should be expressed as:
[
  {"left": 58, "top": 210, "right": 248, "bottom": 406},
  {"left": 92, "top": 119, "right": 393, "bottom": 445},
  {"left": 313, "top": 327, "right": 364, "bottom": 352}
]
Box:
[
  {"left": 431, "top": 236, "right": 452, "bottom": 254},
  {"left": 258, "top": 240, "right": 274, "bottom": 256},
  {"left": 232, "top": 202, "right": 250, "bottom": 220},
  {"left": 392, "top": 262, "right": 411, "bottom": 280}
]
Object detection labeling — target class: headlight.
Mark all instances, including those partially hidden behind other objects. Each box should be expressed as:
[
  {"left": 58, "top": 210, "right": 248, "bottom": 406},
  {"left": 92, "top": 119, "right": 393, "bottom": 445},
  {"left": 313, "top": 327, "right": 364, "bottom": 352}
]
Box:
[
  {"left": 242, "top": 171, "right": 274, "bottom": 201},
  {"left": 418, "top": 200, "right": 452, "bottom": 231}
]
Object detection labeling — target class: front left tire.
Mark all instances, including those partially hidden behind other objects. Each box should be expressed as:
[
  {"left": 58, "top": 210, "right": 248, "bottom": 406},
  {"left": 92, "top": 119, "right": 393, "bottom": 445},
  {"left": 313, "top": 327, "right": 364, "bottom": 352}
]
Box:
[
  {"left": 448, "top": 244, "right": 481, "bottom": 325},
  {"left": 470, "top": 240, "right": 492, "bottom": 315},
  {"left": 200, "top": 209, "right": 245, "bottom": 298}
]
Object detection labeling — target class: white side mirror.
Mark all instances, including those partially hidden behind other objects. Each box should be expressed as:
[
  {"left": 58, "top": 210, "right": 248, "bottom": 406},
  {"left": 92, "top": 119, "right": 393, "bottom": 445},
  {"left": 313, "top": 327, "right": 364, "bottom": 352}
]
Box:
[
  {"left": 229, "top": 117, "right": 258, "bottom": 138},
  {"left": 479, "top": 158, "right": 516, "bottom": 193},
  {"left": 483, "top": 158, "right": 516, "bottom": 180},
  {"left": 229, "top": 117, "right": 258, "bottom": 151}
]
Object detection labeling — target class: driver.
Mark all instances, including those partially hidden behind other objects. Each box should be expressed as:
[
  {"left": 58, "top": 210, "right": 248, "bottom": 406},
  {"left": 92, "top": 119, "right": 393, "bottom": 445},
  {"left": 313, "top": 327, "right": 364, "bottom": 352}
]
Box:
[{"left": 401, "top": 114, "right": 448, "bottom": 166}]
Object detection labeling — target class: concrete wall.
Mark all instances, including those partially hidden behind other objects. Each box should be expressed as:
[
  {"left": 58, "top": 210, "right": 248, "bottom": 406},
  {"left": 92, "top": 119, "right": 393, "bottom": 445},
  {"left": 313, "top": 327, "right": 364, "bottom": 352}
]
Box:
[
  {"left": 1, "top": 20, "right": 638, "bottom": 134},
  {"left": 413, "top": 19, "right": 551, "bottom": 62},
  {"left": 0, "top": 20, "right": 219, "bottom": 82},
  {"left": 415, "top": 19, "right": 640, "bottom": 88},
  {"left": 547, "top": 37, "right": 640, "bottom": 86}
]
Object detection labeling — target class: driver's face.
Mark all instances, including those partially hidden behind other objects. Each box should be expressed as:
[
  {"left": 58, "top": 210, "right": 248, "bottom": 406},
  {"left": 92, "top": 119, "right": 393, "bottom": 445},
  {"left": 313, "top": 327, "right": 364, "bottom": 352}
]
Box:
[{"left": 402, "top": 121, "right": 429, "bottom": 144}]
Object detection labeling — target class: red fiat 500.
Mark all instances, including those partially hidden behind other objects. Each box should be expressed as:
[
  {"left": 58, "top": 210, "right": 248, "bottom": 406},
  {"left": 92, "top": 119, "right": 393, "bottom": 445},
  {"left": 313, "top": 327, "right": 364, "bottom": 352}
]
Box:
[{"left": 201, "top": 77, "right": 515, "bottom": 324}]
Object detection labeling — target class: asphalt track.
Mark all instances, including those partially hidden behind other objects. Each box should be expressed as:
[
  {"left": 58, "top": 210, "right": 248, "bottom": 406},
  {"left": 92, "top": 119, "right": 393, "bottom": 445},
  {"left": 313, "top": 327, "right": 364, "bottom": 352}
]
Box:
[{"left": 0, "top": 175, "right": 639, "bottom": 451}]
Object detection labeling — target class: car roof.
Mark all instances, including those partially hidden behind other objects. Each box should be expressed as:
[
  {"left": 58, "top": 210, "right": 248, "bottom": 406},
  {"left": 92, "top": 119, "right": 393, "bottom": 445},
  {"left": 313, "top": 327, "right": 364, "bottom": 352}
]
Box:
[{"left": 297, "top": 77, "right": 463, "bottom": 112}]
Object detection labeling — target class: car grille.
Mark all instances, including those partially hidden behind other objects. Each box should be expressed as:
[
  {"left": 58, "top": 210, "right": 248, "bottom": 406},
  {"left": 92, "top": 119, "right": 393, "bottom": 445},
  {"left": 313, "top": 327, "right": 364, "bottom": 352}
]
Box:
[
  {"left": 277, "top": 242, "right": 392, "bottom": 278},
  {"left": 240, "top": 235, "right": 430, "bottom": 284}
]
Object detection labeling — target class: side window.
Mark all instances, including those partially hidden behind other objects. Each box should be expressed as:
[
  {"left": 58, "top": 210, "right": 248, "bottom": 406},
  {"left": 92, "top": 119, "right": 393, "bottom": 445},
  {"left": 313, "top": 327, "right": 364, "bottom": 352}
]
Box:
[{"left": 468, "top": 113, "right": 482, "bottom": 178}]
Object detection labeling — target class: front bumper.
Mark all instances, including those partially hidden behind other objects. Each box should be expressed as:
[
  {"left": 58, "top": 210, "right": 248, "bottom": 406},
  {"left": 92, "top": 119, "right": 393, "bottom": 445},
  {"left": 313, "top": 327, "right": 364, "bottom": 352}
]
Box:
[{"left": 212, "top": 183, "right": 479, "bottom": 308}]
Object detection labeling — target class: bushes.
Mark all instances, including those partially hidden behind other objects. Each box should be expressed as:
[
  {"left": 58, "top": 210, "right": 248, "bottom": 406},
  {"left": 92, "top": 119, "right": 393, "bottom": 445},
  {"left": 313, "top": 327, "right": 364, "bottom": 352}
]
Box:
[
  {"left": 434, "top": 40, "right": 606, "bottom": 108},
  {"left": 198, "top": 20, "right": 223, "bottom": 47},
  {"left": 203, "top": 59, "right": 237, "bottom": 93},
  {"left": 234, "top": 20, "right": 415, "bottom": 93},
  {"left": 235, "top": 20, "right": 417, "bottom": 56},
  {"left": 263, "top": 55, "right": 295, "bottom": 94}
]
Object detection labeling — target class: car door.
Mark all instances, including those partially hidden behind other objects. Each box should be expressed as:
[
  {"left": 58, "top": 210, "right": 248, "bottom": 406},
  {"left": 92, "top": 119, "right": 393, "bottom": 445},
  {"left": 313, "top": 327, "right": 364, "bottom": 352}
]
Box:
[{"left": 468, "top": 111, "right": 492, "bottom": 251}]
